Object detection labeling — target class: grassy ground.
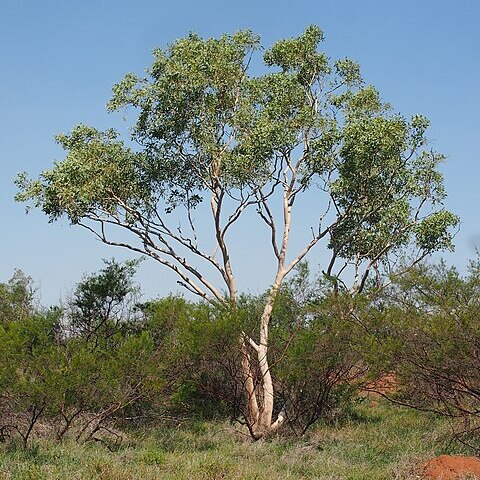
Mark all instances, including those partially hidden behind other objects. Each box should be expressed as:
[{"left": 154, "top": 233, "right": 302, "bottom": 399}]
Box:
[{"left": 0, "top": 401, "right": 472, "bottom": 480}]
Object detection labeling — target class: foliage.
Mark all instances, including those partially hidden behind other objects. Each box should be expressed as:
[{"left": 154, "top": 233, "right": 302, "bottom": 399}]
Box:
[
  {"left": 0, "top": 270, "right": 35, "bottom": 324},
  {"left": 66, "top": 258, "right": 141, "bottom": 342},
  {"left": 0, "top": 263, "right": 163, "bottom": 447},
  {"left": 141, "top": 296, "right": 256, "bottom": 419},
  {"left": 363, "top": 259, "right": 480, "bottom": 447},
  {"left": 268, "top": 266, "right": 368, "bottom": 435},
  {"left": 16, "top": 26, "right": 458, "bottom": 301},
  {"left": 142, "top": 265, "right": 368, "bottom": 434},
  {"left": 5, "top": 256, "right": 480, "bottom": 448},
  {"left": 0, "top": 308, "right": 62, "bottom": 446},
  {"left": 15, "top": 25, "right": 458, "bottom": 438}
]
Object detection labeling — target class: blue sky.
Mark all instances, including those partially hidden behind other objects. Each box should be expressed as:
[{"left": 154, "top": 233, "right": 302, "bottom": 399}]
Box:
[{"left": 1, "top": 0, "right": 479, "bottom": 305}]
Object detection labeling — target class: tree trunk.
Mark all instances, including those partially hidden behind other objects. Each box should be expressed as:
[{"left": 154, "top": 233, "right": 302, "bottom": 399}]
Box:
[
  {"left": 240, "top": 335, "right": 259, "bottom": 428},
  {"left": 242, "top": 288, "right": 285, "bottom": 439},
  {"left": 241, "top": 185, "right": 292, "bottom": 438}
]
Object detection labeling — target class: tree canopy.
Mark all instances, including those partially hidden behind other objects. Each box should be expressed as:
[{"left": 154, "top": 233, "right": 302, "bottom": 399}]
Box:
[
  {"left": 16, "top": 25, "right": 457, "bottom": 303},
  {"left": 16, "top": 26, "right": 458, "bottom": 437}
]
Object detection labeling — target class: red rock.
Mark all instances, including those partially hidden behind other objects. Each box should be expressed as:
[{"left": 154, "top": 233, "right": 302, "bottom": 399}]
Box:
[{"left": 422, "top": 455, "right": 480, "bottom": 479}]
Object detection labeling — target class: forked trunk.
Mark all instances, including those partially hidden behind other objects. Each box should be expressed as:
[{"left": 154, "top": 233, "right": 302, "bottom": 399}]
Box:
[
  {"left": 240, "top": 336, "right": 259, "bottom": 426},
  {"left": 241, "top": 184, "right": 293, "bottom": 438},
  {"left": 242, "top": 290, "right": 285, "bottom": 439}
]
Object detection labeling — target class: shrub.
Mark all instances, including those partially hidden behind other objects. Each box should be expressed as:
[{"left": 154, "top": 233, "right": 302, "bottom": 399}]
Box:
[
  {"left": 0, "top": 263, "right": 165, "bottom": 447},
  {"left": 364, "top": 259, "right": 480, "bottom": 446},
  {"left": 269, "top": 269, "right": 367, "bottom": 435}
]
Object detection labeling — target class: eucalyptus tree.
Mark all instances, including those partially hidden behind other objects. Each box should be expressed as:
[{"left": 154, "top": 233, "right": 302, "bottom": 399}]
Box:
[{"left": 16, "top": 26, "right": 458, "bottom": 438}]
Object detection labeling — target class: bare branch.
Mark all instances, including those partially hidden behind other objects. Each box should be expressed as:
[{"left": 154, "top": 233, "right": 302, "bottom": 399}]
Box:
[
  {"left": 77, "top": 219, "right": 224, "bottom": 305},
  {"left": 242, "top": 332, "right": 260, "bottom": 353},
  {"left": 255, "top": 190, "right": 280, "bottom": 260}
]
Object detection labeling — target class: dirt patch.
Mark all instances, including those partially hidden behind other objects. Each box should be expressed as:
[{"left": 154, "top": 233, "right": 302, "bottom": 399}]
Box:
[
  {"left": 361, "top": 373, "right": 398, "bottom": 398},
  {"left": 422, "top": 455, "right": 480, "bottom": 479}
]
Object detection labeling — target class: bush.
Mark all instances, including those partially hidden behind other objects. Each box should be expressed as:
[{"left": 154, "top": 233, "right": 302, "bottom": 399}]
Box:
[
  {"left": 0, "top": 263, "right": 165, "bottom": 447},
  {"left": 0, "top": 262, "right": 372, "bottom": 444},
  {"left": 151, "top": 264, "right": 368, "bottom": 435},
  {"left": 0, "top": 309, "right": 62, "bottom": 446},
  {"left": 268, "top": 268, "right": 368, "bottom": 435},
  {"left": 364, "top": 259, "right": 480, "bottom": 446},
  {"left": 143, "top": 296, "right": 255, "bottom": 420}
]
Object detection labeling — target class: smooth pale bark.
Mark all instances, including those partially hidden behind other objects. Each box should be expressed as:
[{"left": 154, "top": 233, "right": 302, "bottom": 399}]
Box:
[
  {"left": 242, "top": 189, "right": 293, "bottom": 438},
  {"left": 240, "top": 335, "right": 259, "bottom": 427},
  {"left": 256, "top": 300, "right": 277, "bottom": 434},
  {"left": 241, "top": 285, "right": 286, "bottom": 438}
]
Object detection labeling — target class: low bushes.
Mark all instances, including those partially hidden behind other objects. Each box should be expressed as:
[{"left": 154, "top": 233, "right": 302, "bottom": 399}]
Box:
[
  {"left": 0, "top": 263, "right": 164, "bottom": 447},
  {"left": 6, "top": 257, "right": 480, "bottom": 447},
  {"left": 363, "top": 260, "right": 480, "bottom": 446},
  {"left": 149, "top": 265, "right": 369, "bottom": 436}
]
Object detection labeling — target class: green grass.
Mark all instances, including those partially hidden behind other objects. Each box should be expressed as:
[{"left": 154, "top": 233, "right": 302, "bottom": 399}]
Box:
[{"left": 0, "top": 401, "right": 472, "bottom": 480}]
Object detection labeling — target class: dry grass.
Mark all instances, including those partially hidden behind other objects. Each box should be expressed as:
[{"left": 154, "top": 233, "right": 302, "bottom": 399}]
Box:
[{"left": 0, "top": 401, "right": 472, "bottom": 480}]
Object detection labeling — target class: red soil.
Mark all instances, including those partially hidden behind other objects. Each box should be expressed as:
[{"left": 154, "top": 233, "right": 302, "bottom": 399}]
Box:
[
  {"left": 422, "top": 455, "right": 480, "bottom": 479},
  {"left": 361, "top": 372, "right": 398, "bottom": 397}
]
